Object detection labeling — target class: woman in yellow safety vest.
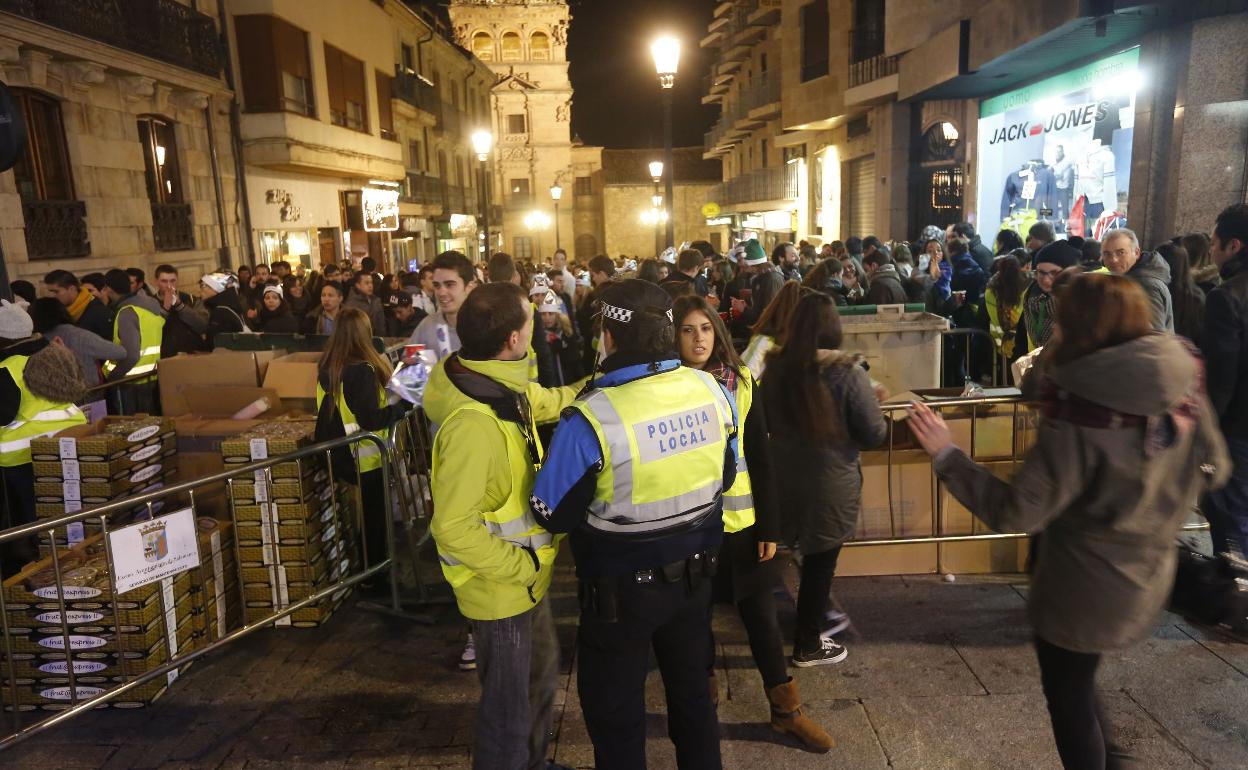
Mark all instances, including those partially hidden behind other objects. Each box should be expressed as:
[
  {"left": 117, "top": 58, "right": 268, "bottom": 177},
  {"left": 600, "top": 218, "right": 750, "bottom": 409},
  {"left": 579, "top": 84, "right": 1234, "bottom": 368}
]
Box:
[
  {"left": 315, "top": 307, "right": 414, "bottom": 592},
  {"left": 978, "top": 251, "right": 1027, "bottom": 367},
  {"left": 740, "top": 280, "right": 803, "bottom": 380},
  {"left": 672, "top": 295, "right": 834, "bottom": 753}
]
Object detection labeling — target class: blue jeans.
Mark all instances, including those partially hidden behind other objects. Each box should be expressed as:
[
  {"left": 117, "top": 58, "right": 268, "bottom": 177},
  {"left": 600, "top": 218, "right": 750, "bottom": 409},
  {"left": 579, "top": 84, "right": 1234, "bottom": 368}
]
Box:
[
  {"left": 1205, "top": 437, "right": 1248, "bottom": 558},
  {"left": 471, "top": 594, "right": 559, "bottom": 770}
]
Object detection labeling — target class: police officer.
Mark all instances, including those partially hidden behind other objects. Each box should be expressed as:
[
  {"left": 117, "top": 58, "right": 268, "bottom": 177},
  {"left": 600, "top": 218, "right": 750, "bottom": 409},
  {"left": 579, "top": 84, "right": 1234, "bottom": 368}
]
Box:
[{"left": 531, "top": 279, "right": 737, "bottom": 770}]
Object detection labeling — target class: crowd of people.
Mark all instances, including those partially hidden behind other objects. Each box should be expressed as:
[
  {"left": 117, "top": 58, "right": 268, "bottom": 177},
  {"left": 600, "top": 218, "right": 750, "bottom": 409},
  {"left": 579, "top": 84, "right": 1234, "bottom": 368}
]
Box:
[{"left": 0, "top": 201, "right": 1245, "bottom": 770}]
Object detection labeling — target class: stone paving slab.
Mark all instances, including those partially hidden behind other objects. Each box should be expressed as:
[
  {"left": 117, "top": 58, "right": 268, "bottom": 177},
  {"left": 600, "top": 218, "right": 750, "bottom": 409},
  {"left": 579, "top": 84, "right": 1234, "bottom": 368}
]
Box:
[{"left": 1, "top": 570, "right": 1246, "bottom": 769}]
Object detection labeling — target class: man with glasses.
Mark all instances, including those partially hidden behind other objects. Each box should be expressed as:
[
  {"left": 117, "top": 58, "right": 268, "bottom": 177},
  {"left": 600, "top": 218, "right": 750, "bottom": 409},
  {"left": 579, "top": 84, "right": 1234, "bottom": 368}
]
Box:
[
  {"left": 1100, "top": 228, "right": 1175, "bottom": 332},
  {"left": 1015, "top": 240, "right": 1080, "bottom": 355}
]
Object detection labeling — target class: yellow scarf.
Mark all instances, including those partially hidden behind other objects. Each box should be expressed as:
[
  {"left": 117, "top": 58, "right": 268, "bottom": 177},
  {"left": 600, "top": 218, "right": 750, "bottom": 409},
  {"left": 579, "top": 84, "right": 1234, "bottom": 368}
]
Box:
[{"left": 66, "top": 289, "right": 92, "bottom": 322}]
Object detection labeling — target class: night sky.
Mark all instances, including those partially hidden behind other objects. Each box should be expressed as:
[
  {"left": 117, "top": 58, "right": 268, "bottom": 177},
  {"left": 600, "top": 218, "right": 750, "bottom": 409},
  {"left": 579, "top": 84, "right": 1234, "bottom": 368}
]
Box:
[{"left": 566, "top": 0, "right": 717, "bottom": 149}]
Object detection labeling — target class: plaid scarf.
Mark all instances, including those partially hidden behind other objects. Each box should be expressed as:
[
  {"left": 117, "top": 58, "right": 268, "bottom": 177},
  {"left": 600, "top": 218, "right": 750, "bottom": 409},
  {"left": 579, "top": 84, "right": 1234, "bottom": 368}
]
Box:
[
  {"left": 1024, "top": 289, "right": 1054, "bottom": 348},
  {"left": 705, "top": 362, "right": 737, "bottom": 393}
]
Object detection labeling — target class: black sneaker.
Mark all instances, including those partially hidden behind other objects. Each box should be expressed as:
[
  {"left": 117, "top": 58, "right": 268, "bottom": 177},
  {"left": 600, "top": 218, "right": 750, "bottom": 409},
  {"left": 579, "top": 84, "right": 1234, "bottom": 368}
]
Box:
[{"left": 792, "top": 637, "right": 848, "bottom": 668}]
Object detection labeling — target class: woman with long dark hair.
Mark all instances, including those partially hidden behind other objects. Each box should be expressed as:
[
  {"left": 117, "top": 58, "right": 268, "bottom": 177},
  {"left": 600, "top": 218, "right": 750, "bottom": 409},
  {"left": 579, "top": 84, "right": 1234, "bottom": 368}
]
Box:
[
  {"left": 741, "top": 280, "right": 804, "bottom": 378},
  {"left": 979, "top": 252, "right": 1027, "bottom": 366},
  {"left": 762, "top": 292, "right": 887, "bottom": 666},
  {"left": 1156, "top": 242, "right": 1205, "bottom": 344},
  {"left": 672, "top": 295, "right": 833, "bottom": 753},
  {"left": 908, "top": 273, "right": 1228, "bottom": 770},
  {"left": 995, "top": 228, "right": 1025, "bottom": 256},
  {"left": 315, "top": 307, "right": 413, "bottom": 591}
]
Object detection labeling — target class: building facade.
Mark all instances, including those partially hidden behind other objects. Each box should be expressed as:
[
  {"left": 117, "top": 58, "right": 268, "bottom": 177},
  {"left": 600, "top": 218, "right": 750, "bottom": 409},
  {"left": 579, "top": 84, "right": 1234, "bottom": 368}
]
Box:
[
  {"left": 447, "top": 0, "right": 605, "bottom": 263},
  {"left": 601, "top": 148, "right": 726, "bottom": 258},
  {"left": 0, "top": 0, "right": 243, "bottom": 287},
  {"left": 704, "top": 0, "right": 1248, "bottom": 252}
]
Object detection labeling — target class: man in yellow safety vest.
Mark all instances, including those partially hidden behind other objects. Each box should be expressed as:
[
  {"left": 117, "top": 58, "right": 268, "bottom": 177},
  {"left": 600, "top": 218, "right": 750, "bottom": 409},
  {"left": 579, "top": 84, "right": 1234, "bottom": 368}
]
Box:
[{"left": 99, "top": 268, "right": 165, "bottom": 414}]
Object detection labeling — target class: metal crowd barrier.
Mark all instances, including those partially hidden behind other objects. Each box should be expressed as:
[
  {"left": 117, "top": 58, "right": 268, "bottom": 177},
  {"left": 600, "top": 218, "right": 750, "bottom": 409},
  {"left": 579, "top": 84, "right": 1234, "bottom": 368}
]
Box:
[
  {"left": 0, "top": 430, "right": 409, "bottom": 752},
  {"left": 842, "top": 393, "right": 1208, "bottom": 566}
]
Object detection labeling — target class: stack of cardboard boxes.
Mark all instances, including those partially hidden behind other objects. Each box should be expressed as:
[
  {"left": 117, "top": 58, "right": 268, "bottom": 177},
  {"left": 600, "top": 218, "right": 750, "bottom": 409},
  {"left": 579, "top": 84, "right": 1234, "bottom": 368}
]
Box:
[{"left": 28, "top": 417, "right": 177, "bottom": 556}]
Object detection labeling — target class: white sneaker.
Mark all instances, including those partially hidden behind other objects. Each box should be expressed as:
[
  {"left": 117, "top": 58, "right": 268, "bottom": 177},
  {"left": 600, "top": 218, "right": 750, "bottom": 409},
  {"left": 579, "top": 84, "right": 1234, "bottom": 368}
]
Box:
[
  {"left": 459, "top": 633, "right": 477, "bottom": 671},
  {"left": 821, "top": 609, "right": 851, "bottom": 639}
]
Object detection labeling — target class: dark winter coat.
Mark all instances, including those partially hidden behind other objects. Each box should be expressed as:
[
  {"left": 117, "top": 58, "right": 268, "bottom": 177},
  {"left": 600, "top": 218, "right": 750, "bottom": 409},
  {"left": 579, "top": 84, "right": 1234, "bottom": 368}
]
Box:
[
  {"left": 967, "top": 235, "right": 995, "bottom": 273},
  {"left": 1202, "top": 253, "right": 1248, "bottom": 438},
  {"left": 865, "top": 265, "right": 908, "bottom": 305},
  {"left": 935, "top": 334, "right": 1228, "bottom": 653},
  {"left": 76, "top": 296, "right": 113, "bottom": 341},
  {"left": 203, "top": 289, "right": 246, "bottom": 349},
  {"left": 763, "top": 351, "right": 887, "bottom": 554},
  {"left": 1126, "top": 251, "right": 1175, "bottom": 332}
]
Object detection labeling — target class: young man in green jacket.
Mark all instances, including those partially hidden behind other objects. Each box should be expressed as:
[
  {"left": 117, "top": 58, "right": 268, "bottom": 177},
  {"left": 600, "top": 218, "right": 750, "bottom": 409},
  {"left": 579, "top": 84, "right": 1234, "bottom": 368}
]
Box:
[{"left": 424, "top": 282, "right": 582, "bottom": 770}]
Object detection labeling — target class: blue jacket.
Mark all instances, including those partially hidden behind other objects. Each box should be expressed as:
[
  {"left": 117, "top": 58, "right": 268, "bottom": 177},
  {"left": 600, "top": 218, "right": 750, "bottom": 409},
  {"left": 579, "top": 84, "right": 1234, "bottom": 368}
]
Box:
[{"left": 531, "top": 355, "right": 738, "bottom": 578}]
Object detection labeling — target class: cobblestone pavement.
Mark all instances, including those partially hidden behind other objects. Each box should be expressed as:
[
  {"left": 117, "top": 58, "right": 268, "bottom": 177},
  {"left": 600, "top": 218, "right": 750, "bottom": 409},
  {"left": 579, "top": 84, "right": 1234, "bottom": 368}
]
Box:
[{"left": 4, "top": 559, "right": 1248, "bottom": 769}]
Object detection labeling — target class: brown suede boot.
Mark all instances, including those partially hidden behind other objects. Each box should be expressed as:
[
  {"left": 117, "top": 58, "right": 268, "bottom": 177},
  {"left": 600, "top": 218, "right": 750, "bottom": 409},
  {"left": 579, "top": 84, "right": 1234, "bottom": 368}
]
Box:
[
  {"left": 708, "top": 672, "right": 720, "bottom": 708},
  {"left": 767, "top": 679, "right": 834, "bottom": 752}
]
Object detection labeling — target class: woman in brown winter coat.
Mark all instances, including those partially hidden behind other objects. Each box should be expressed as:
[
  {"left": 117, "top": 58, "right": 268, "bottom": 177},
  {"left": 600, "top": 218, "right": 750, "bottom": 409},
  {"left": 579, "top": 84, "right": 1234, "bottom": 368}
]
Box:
[
  {"left": 908, "top": 273, "right": 1229, "bottom": 770},
  {"left": 762, "top": 292, "right": 888, "bottom": 668}
]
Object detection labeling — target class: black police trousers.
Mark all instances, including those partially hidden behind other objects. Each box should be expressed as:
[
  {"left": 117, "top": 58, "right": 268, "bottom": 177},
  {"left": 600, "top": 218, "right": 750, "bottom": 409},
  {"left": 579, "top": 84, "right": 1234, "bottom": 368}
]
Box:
[{"left": 577, "top": 575, "right": 721, "bottom": 770}]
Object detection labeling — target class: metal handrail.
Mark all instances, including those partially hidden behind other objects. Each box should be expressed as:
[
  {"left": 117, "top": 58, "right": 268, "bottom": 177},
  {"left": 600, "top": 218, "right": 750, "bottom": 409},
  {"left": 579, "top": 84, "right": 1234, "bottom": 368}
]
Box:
[{"left": 0, "top": 429, "right": 406, "bottom": 750}]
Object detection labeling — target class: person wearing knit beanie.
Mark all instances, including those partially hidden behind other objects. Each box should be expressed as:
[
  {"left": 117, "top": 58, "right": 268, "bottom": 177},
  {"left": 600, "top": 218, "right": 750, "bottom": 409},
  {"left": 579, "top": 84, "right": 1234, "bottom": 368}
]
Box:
[
  {"left": 1031, "top": 241, "right": 1080, "bottom": 271},
  {"left": 0, "top": 299, "right": 33, "bottom": 343}
]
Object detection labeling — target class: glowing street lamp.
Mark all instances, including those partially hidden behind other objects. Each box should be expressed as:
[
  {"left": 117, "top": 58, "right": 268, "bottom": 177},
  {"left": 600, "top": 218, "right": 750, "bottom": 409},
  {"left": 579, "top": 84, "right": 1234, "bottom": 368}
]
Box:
[
  {"left": 648, "top": 161, "right": 664, "bottom": 184},
  {"left": 650, "top": 34, "right": 681, "bottom": 247},
  {"left": 471, "top": 130, "right": 494, "bottom": 258},
  {"left": 550, "top": 184, "right": 563, "bottom": 254}
]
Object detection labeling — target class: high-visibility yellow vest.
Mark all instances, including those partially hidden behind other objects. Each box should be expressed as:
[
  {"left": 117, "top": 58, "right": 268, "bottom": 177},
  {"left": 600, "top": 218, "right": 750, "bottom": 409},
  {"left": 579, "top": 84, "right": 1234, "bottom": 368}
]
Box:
[
  {"left": 315, "top": 374, "right": 390, "bottom": 474},
  {"left": 431, "top": 400, "right": 554, "bottom": 588},
  {"left": 102, "top": 304, "right": 164, "bottom": 378},
  {"left": 570, "top": 366, "right": 735, "bottom": 538},
  {"left": 722, "top": 369, "right": 755, "bottom": 534},
  {"left": 984, "top": 286, "right": 1021, "bottom": 360},
  {"left": 0, "top": 355, "right": 87, "bottom": 467}
]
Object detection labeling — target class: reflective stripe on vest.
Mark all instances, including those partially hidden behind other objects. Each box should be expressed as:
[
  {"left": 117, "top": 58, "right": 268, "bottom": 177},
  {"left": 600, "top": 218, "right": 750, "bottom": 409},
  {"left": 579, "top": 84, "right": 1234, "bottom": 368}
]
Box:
[
  {"left": 0, "top": 356, "right": 88, "bottom": 467},
  {"left": 572, "top": 366, "right": 735, "bottom": 538},
  {"left": 102, "top": 305, "right": 165, "bottom": 378},
  {"left": 721, "top": 370, "right": 755, "bottom": 533},
  {"left": 315, "top": 379, "right": 389, "bottom": 474},
  {"left": 430, "top": 400, "right": 550, "bottom": 587}
]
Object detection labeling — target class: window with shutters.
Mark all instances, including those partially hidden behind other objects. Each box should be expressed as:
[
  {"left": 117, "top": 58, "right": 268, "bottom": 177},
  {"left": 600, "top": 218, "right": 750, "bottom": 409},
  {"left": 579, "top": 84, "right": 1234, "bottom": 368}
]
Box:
[
  {"left": 325, "top": 44, "right": 367, "bottom": 132},
  {"left": 514, "top": 236, "right": 533, "bottom": 261},
  {"left": 506, "top": 113, "right": 526, "bottom": 134},
  {"left": 138, "top": 116, "right": 194, "bottom": 251},
  {"left": 408, "top": 139, "right": 424, "bottom": 171},
  {"left": 375, "top": 71, "right": 395, "bottom": 140},
  {"left": 800, "top": 2, "right": 830, "bottom": 82},
  {"left": 234, "top": 15, "right": 314, "bottom": 116},
  {"left": 574, "top": 176, "right": 592, "bottom": 197},
  {"left": 845, "top": 155, "right": 876, "bottom": 239},
  {"left": 11, "top": 89, "right": 89, "bottom": 259}
]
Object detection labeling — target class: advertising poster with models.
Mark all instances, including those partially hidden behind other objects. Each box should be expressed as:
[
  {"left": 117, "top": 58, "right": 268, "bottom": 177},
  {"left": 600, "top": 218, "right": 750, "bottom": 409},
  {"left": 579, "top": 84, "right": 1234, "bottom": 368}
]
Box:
[{"left": 976, "top": 47, "right": 1139, "bottom": 242}]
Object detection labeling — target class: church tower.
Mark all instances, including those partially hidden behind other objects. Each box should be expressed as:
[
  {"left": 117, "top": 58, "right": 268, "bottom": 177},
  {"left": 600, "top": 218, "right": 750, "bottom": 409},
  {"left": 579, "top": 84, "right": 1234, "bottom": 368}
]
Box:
[{"left": 449, "top": 0, "right": 594, "bottom": 263}]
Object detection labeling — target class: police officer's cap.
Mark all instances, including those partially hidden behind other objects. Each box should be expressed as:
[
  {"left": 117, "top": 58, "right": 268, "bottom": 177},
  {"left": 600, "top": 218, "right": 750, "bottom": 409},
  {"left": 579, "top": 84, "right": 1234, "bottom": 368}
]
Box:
[{"left": 598, "top": 279, "right": 674, "bottom": 328}]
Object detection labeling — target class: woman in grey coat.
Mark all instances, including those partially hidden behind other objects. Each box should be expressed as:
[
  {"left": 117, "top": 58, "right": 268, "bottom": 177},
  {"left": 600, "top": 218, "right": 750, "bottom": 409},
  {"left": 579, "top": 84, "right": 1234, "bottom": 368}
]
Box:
[
  {"left": 28, "top": 298, "right": 125, "bottom": 388},
  {"left": 762, "top": 291, "right": 887, "bottom": 667},
  {"left": 908, "top": 273, "right": 1229, "bottom": 770}
]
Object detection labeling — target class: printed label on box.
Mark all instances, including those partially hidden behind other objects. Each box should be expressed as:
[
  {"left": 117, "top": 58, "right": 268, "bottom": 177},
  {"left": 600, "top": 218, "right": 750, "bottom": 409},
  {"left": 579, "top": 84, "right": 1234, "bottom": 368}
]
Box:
[
  {"left": 126, "top": 425, "right": 161, "bottom": 443},
  {"left": 129, "top": 444, "right": 162, "bottom": 463},
  {"left": 34, "top": 610, "right": 104, "bottom": 625},
  {"left": 130, "top": 463, "right": 163, "bottom": 484},
  {"left": 249, "top": 439, "right": 268, "bottom": 461},
  {"left": 66, "top": 521, "right": 85, "bottom": 545},
  {"left": 37, "top": 634, "right": 107, "bottom": 650},
  {"left": 62, "top": 480, "right": 80, "bottom": 502},
  {"left": 33, "top": 585, "right": 100, "bottom": 600},
  {"left": 107, "top": 507, "right": 200, "bottom": 593},
  {"left": 39, "top": 660, "right": 108, "bottom": 675},
  {"left": 58, "top": 437, "right": 77, "bottom": 460},
  {"left": 62, "top": 459, "right": 80, "bottom": 481},
  {"left": 41, "top": 685, "right": 105, "bottom": 701}
]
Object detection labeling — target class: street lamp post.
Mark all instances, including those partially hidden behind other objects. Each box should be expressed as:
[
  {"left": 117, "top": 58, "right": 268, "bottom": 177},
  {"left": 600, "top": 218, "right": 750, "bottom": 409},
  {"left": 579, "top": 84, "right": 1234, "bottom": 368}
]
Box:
[
  {"left": 471, "top": 130, "right": 493, "bottom": 261},
  {"left": 649, "top": 161, "right": 663, "bottom": 257},
  {"left": 550, "top": 183, "right": 563, "bottom": 256},
  {"left": 651, "top": 35, "right": 680, "bottom": 249}
]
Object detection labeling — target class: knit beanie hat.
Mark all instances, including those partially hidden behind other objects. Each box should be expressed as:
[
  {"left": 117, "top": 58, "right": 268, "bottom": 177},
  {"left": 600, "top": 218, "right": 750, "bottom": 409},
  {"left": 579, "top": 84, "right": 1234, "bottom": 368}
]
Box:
[
  {"left": 1032, "top": 241, "right": 1080, "bottom": 270},
  {"left": 23, "top": 342, "right": 87, "bottom": 404},
  {"left": 262, "top": 284, "right": 283, "bottom": 299},
  {"left": 0, "top": 299, "right": 32, "bottom": 340},
  {"left": 743, "top": 239, "right": 767, "bottom": 266}
]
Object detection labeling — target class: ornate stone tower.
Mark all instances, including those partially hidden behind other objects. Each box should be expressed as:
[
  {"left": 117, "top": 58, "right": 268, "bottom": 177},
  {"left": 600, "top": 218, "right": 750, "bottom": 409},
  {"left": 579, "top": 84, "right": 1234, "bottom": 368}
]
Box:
[{"left": 448, "top": 0, "right": 578, "bottom": 262}]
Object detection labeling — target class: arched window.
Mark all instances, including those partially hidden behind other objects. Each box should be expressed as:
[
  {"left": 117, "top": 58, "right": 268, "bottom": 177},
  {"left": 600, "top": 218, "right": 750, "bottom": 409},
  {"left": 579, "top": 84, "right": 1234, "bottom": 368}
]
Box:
[
  {"left": 501, "top": 31, "right": 522, "bottom": 61},
  {"left": 530, "top": 31, "right": 550, "bottom": 61},
  {"left": 472, "top": 32, "right": 493, "bottom": 61}
]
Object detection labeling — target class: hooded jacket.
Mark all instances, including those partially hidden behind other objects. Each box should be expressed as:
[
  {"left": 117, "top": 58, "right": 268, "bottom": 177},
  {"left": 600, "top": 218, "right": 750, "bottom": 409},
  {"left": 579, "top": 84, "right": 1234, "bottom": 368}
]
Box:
[
  {"left": 108, "top": 291, "right": 166, "bottom": 380},
  {"left": 934, "top": 335, "right": 1229, "bottom": 653},
  {"left": 1201, "top": 253, "right": 1248, "bottom": 437},
  {"left": 203, "top": 287, "right": 246, "bottom": 349},
  {"left": 423, "top": 355, "right": 582, "bottom": 620},
  {"left": 1126, "top": 251, "right": 1175, "bottom": 332},
  {"left": 865, "top": 264, "right": 908, "bottom": 306}
]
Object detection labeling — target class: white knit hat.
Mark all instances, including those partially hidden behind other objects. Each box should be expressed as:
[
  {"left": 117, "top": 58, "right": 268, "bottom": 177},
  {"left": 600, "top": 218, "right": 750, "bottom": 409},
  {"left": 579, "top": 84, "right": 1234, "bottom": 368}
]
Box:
[
  {"left": 262, "top": 283, "right": 284, "bottom": 299},
  {"left": 536, "top": 290, "right": 562, "bottom": 314},
  {"left": 529, "top": 273, "right": 551, "bottom": 296},
  {"left": 0, "top": 299, "right": 33, "bottom": 340}
]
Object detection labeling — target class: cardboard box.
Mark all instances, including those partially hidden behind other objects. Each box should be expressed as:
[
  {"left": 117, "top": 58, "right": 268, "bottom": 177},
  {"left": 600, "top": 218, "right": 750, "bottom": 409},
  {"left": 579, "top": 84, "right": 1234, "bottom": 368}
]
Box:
[
  {"left": 856, "top": 450, "right": 935, "bottom": 540},
  {"left": 30, "top": 417, "right": 174, "bottom": 464},
  {"left": 157, "top": 351, "right": 279, "bottom": 418},
  {"left": 262, "top": 352, "right": 322, "bottom": 409}
]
